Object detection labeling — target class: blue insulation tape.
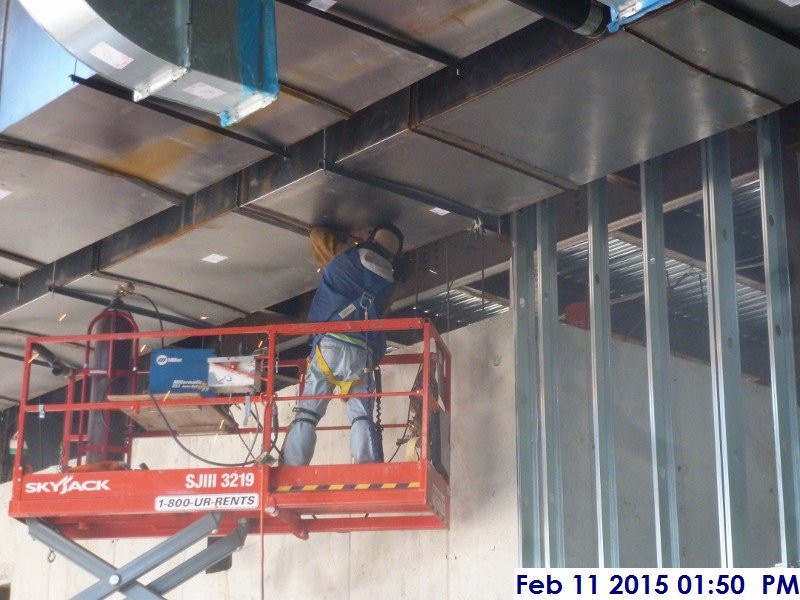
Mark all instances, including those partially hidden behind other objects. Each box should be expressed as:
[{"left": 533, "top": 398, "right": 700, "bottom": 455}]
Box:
[
  {"left": 238, "top": 0, "right": 263, "bottom": 93},
  {"left": 221, "top": 0, "right": 278, "bottom": 126},
  {"left": 260, "top": 0, "right": 280, "bottom": 98},
  {"left": 236, "top": 0, "right": 279, "bottom": 96},
  {"left": 607, "top": 0, "right": 678, "bottom": 33}
]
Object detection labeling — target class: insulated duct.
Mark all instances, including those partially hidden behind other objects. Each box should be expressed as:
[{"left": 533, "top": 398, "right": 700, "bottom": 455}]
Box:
[
  {"left": 507, "top": 0, "right": 610, "bottom": 37},
  {"left": 17, "top": 0, "right": 279, "bottom": 127}
]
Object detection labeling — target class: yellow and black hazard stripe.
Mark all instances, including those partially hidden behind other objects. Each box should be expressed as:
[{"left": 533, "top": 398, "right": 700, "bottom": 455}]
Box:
[{"left": 275, "top": 481, "right": 420, "bottom": 493}]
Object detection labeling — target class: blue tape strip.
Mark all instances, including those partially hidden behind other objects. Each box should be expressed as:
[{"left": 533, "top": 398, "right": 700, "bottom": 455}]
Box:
[
  {"left": 236, "top": 0, "right": 279, "bottom": 96},
  {"left": 260, "top": 0, "right": 280, "bottom": 98},
  {"left": 221, "top": 0, "right": 279, "bottom": 126},
  {"left": 238, "top": 0, "right": 263, "bottom": 93},
  {"left": 607, "top": 0, "right": 678, "bottom": 33}
]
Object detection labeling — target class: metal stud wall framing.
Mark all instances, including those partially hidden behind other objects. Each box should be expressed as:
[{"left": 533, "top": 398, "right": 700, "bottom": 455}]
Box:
[
  {"left": 757, "top": 113, "right": 800, "bottom": 567},
  {"left": 641, "top": 158, "right": 680, "bottom": 567},
  {"left": 512, "top": 206, "right": 543, "bottom": 567},
  {"left": 702, "top": 132, "right": 749, "bottom": 567},
  {"left": 587, "top": 177, "right": 620, "bottom": 568},
  {"left": 536, "top": 197, "right": 565, "bottom": 567},
  {"left": 512, "top": 119, "right": 800, "bottom": 568}
]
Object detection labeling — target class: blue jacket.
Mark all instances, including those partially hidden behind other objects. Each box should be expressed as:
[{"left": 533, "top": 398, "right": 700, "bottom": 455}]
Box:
[{"left": 307, "top": 246, "right": 396, "bottom": 360}]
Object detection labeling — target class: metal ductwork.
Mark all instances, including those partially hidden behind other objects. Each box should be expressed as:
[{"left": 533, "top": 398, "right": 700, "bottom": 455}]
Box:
[
  {"left": 601, "top": 0, "right": 678, "bottom": 32},
  {"left": 506, "top": 0, "right": 610, "bottom": 37},
  {"left": 17, "top": 0, "right": 279, "bottom": 127},
  {"left": 508, "top": 0, "right": 680, "bottom": 35}
]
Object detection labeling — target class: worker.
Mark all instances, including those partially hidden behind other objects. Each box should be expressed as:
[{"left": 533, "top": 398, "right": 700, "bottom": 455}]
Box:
[{"left": 282, "top": 223, "right": 404, "bottom": 466}]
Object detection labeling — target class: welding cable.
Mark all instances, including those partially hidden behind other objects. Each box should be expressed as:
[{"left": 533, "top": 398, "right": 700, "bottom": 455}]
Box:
[
  {"left": 130, "top": 294, "right": 269, "bottom": 464},
  {"left": 227, "top": 405, "right": 262, "bottom": 463},
  {"left": 386, "top": 401, "right": 414, "bottom": 463},
  {"left": 372, "top": 367, "right": 384, "bottom": 462},
  {"left": 147, "top": 391, "right": 262, "bottom": 467},
  {"left": 269, "top": 403, "right": 283, "bottom": 462},
  {"left": 386, "top": 364, "right": 423, "bottom": 463},
  {"left": 230, "top": 402, "right": 281, "bottom": 463},
  {"left": 130, "top": 292, "right": 165, "bottom": 348}
]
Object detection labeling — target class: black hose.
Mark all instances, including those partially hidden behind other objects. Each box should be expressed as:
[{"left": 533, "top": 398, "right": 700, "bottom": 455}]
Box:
[
  {"left": 147, "top": 391, "right": 261, "bottom": 468},
  {"left": 373, "top": 368, "right": 384, "bottom": 463},
  {"left": 507, "top": 0, "right": 610, "bottom": 36}
]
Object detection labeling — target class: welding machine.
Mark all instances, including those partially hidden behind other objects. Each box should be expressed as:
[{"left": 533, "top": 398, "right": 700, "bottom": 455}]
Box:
[{"left": 148, "top": 348, "right": 216, "bottom": 395}]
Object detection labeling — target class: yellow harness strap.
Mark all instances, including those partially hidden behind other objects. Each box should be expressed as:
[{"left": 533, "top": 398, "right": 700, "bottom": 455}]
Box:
[{"left": 314, "top": 344, "right": 363, "bottom": 396}]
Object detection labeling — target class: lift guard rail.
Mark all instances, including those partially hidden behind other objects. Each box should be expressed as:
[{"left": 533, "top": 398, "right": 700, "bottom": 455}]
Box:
[{"left": 8, "top": 317, "right": 450, "bottom": 540}]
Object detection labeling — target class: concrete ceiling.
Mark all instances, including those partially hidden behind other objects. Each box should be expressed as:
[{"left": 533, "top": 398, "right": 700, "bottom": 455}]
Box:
[{"left": 1, "top": 0, "right": 800, "bottom": 406}]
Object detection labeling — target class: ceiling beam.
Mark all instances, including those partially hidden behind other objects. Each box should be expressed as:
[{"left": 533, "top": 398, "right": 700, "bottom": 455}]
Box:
[
  {"left": 279, "top": 82, "right": 354, "bottom": 119},
  {"left": 275, "top": 0, "right": 459, "bottom": 68},
  {"left": 0, "top": 136, "right": 186, "bottom": 206},
  {"left": 392, "top": 229, "right": 512, "bottom": 310},
  {"left": 409, "top": 125, "right": 577, "bottom": 192},
  {"left": 321, "top": 160, "right": 494, "bottom": 224},
  {"left": 0, "top": 19, "right": 772, "bottom": 327},
  {"left": 0, "top": 175, "right": 239, "bottom": 318},
  {"left": 624, "top": 27, "right": 785, "bottom": 108},
  {"left": 0, "top": 349, "right": 50, "bottom": 369},
  {"left": 413, "top": 19, "right": 597, "bottom": 124},
  {"left": 0, "top": 249, "right": 45, "bottom": 270},
  {"left": 70, "top": 76, "right": 289, "bottom": 158},
  {"left": 48, "top": 286, "right": 212, "bottom": 329},
  {"left": 234, "top": 205, "right": 311, "bottom": 237},
  {"left": 92, "top": 271, "right": 251, "bottom": 317},
  {"left": 701, "top": 0, "right": 800, "bottom": 53},
  {"left": 556, "top": 275, "right": 771, "bottom": 381},
  {"left": 614, "top": 230, "right": 764, "bottom": 292},
  {"left": 0, "top": 274, "right": 19, "bottom": 288}
]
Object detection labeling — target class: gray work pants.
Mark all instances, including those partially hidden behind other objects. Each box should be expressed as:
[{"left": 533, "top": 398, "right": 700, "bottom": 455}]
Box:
[{"left": 282, "top": 337, "right": 377, "bottom": 465}]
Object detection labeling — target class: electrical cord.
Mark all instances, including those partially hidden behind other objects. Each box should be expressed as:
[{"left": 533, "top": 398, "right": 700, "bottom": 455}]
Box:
[
  {"left": 135, "top": 292, "right": 275, "bottom": 462},
  {"left": 147, "top": 391, "right": 263, "bottom": 467},
  {"left": 226, "top": 405, "right": 261, "bottom": 462},
  {"left": 386, "top": 399, "right": 415, "bottom": 463},
  {"left": 387, "top": 364, "right": 424, "bottom": 463},
  {"left": 229, "top": 402, "right": 282, "bottom": 463},
  {"left": 129, "top": 291, "right": 165, "bottom": 348},
  {"left": 250, "top": 349, "right": 283, "bottom": 461},
  {"left": 269, "top": 403, "right": 283, "bottom": 461},
  {"left": 237, "top": 428, "right": 261, "bottom": 463}
]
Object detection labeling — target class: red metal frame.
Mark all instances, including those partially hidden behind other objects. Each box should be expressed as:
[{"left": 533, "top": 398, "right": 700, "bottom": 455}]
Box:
[
  {"left": 70, "top": 308, "right": 140, "bottom": 467},
  {"left": 8, "top": 318, "right": 451, "bottom": 540}
]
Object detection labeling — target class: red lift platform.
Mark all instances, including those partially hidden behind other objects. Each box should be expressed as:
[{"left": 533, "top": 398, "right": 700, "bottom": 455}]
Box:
[{"left": 7, "top": 318, "right": 450, "bottom": 598}]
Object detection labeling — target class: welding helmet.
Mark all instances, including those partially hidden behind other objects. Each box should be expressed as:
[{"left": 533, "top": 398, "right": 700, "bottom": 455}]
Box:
[{"left": 366, "top": 222, "right": 404, "bottom": 266}]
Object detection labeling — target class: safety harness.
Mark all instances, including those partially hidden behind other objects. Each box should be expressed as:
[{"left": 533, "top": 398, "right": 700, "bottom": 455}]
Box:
[
  {"left": 308, "top": 247, "right": 393, "bottom": 378},
  {"left": 290, "top": 240, "right": 398, "bottom": 460},
  {"left": 312, "top": 343, "right": 363, "bottom": 395}
]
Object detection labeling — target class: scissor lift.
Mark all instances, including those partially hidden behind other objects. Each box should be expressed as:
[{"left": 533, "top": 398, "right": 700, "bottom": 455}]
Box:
[{"left": 8, "top": 318, "right": 450, "bottom": 598}]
